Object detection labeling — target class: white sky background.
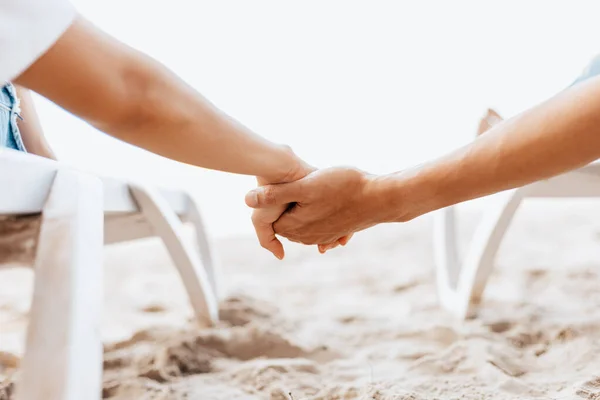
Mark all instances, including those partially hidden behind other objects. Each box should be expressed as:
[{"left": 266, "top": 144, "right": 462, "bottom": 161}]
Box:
[{"left": 34, "top": 1, "right": 600, "bottom": 238}]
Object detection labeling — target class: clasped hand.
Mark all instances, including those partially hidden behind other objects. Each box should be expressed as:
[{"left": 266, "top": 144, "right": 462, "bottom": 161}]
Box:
[{"left": 246, "top": 153, "right": 380, "bottom": 258}]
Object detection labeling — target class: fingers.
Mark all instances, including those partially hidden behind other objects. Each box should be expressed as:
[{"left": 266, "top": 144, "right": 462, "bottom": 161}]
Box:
[
  {"left": 338, "top": 233, "right": 354, "bottom": 246},
  {"left": 251, "top": 210, "right": 285, "bottom": 260},
  {"left": 318, "top": 242, "right": 339, "bottom": 253},
  {"left": 317, "top": 233, "right": 354, "bottom": 254},
  {"left": 318, "top": 240, "right": 342, "bottom": 253},
  {"left": 245, "top": 181, "right": 303, "bottom": 208},
  {"left": 263, "top": 231, "right": 285, "bottom": 260}
]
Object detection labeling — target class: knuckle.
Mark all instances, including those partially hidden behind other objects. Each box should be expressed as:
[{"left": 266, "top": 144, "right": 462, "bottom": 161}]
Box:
[
  {"left": 251, "top": 211, "right": 270, "bottom": 227},
  {"left": 257, "top": 235, "right": 271, "bottom": 249},
  {"left": 251, "top": 212, "right": 261, "bottom": 224},
  {"left": 273, "top": 219, "right": 289, "bottom": 235},
  {"left": 261, "top": 187, "right": 277, "bottom": 206}
]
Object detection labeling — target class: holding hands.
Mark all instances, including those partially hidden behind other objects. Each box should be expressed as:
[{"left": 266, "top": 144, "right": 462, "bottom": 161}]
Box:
[
  {"left": 247, "top": 165, "right": 387, "bottom": 258},
  {"left": 249, "top": 155, "right": 314, "bottom": 260}
]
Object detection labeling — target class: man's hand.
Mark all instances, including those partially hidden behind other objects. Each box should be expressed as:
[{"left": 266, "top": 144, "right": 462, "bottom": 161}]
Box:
[{"left": 246, "top": 167, "right": 385, "bottom": 246}]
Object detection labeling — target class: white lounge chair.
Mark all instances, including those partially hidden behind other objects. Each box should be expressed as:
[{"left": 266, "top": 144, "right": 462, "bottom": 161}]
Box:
[
  {"left": 433, "top": 162, "right": 600, "bottom": 319},
  {"left": 0, "top": 149, "right": 219, "bottom": 400}
]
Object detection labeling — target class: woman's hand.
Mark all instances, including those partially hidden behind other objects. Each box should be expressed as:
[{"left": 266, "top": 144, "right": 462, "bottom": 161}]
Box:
[{"left": 250, "top": 153, "right": 314, "bottom": 259}]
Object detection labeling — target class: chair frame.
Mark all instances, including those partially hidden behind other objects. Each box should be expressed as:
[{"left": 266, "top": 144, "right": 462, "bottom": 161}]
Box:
[
  {"left": 433, "top": 162, "right": 600, "bottom": 319},
  {"left": 0, "top": 149, "right": 219, "bottom": 400}
]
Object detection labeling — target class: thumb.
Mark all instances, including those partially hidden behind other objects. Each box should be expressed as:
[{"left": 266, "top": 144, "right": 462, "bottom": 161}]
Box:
[{"left": 245, "top": 181, "right": 303, "bottom": 208}]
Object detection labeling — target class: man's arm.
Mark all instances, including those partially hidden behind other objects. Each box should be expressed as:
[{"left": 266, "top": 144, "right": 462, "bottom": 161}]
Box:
[
  {"left": 14, "top": 86, "right": 57, "bottom": 160},
  {"left": 15, "top": 16, "right": 304, "bottom": 183},
  {"left": 385, "top": 74, "right": 600, "bottom": 222},
  {"left": 246, "top": 75, "right": 600, "bottom": 246}
]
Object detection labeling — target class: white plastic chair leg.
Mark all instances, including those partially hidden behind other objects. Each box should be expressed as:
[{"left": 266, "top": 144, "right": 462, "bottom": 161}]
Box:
[
  {"left": 185, "top": 195, "right": 221, "bottom": 299},
  {"left": 16, "top": 170, "right": 104, "bottom": 400},
  {"left": 433, "top": 189, "right": 524, "bottom": 318},
  {"left": 130, "top": 185, "right": 218, "bottom": 327}
]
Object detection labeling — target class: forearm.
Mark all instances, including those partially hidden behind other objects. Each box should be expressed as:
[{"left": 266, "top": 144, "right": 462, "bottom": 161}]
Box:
[
  {"left": 103, "top": 61, "right": 295, "bottom": 180},
  {"left": 14, "top": 86, "right": 56, "bottom": 160},
  {"left": 373, "top": 75, "right": 600, "bottom": 222},
  {"left": 15, "top": 16, "right": 296, "bottom": 181}
]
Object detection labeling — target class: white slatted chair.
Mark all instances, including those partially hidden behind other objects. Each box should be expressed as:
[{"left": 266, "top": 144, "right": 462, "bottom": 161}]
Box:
[
  {"left": 434, "top": 162, "right": 600, "bottom": 319},
  {"left": 0, "top": 149, "right": 219, "bottom": 400}
]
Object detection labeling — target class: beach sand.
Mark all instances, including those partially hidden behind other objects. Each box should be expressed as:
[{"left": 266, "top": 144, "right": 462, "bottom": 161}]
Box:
[{"left": 2, "top": 200, "right": 600, "bottom": 399}]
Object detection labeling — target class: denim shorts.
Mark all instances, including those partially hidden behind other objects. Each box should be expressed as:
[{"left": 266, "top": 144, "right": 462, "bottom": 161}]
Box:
[{"left": 0, "top": 83, "right": 26, "bottom": 152}]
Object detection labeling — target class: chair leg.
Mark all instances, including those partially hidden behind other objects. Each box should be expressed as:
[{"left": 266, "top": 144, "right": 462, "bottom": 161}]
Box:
[
  {"left": 433, "top": 204, "right": 460, "bottom": 297},
  {"left": 16, "top": 171, "right": 104, "bottom": 400},
  {"left": 184, "top": 195, "right": 221, "bottom": 299},
  {"left": 130, "top": 185, "right": 218, "bottom": 327},
  {"left": 433, "top": 189, "right": 524, "bottom": 319}
]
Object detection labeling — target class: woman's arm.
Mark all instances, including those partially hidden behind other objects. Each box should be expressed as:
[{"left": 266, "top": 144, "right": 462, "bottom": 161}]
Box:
[
  {"left": 14, "top": 86, "right": 57, "bottom": 160},
  {"left": 245, "top": 75, "right": 600, "bottom": 245},
  {"left": 14, "top": 16, "right": 306, "bottom": 183}
]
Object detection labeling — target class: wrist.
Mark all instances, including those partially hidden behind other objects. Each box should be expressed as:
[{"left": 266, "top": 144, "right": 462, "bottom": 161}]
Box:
[
  {"left": 261, "top": 144, "right": 313, "bottom": 184},
  {"left": 366, "top": 166, "right": 441, "bottom": 224}
]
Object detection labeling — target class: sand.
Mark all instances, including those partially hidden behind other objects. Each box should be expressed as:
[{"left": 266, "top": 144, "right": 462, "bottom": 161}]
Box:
[{"left": 2, "top": 200, "right": 600, "bottom": 399}]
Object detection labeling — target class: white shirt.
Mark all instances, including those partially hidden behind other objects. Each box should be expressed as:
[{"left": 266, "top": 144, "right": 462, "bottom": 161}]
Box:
[{"left": 0, "top": 0, "right": 76, "bottom": 83}]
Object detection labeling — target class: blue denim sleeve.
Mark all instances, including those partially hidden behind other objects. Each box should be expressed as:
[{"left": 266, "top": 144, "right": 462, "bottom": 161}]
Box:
[
  {"left": 571, "top": 54, "right": 600, "bottom": 86},
  {"left": 0, "top": 86, "right": 13, "bottom": 149},
  {"left": 0, "top": 83, "right": 26, "bottom": 152}
]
